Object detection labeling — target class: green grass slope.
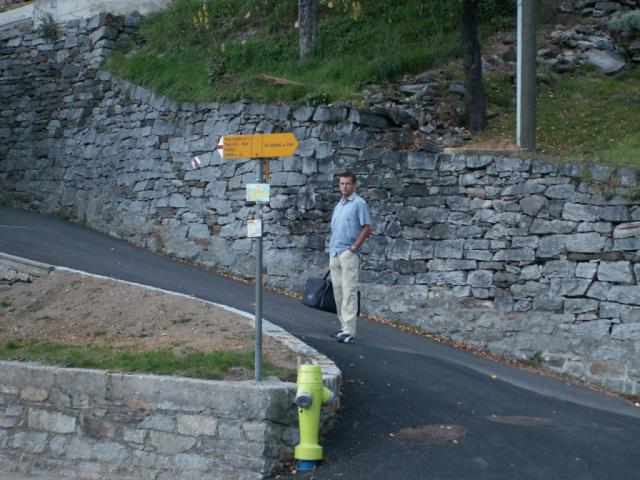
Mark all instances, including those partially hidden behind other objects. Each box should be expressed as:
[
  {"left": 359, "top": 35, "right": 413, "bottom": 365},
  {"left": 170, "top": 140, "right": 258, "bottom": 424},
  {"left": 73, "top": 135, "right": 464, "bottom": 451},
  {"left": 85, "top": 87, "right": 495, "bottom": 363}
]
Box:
[{"left": 106, "top": 0, "right": 640, "bottom": 167}]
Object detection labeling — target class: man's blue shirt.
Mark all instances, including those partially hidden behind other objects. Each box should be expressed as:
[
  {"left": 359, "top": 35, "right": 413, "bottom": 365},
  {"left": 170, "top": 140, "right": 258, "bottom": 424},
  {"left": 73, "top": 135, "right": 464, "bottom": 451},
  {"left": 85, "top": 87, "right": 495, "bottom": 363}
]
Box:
[{"left": 330, "top": 192, "right": 371, "bottom": 256}]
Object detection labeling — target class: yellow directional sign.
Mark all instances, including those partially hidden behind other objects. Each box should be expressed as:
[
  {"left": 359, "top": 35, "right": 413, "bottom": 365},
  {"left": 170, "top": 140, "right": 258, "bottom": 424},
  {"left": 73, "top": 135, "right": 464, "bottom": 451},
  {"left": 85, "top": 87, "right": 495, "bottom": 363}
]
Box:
[{"left": 216, "top": 133, "right": 298, "bottom": 159}]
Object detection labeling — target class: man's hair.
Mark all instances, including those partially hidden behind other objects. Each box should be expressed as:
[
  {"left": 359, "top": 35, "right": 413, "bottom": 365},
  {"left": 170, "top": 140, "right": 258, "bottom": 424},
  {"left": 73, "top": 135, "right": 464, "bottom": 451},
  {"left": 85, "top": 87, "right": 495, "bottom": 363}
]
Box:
[{"left": 338, "top": 171, "right": 356, "bottom": 183}]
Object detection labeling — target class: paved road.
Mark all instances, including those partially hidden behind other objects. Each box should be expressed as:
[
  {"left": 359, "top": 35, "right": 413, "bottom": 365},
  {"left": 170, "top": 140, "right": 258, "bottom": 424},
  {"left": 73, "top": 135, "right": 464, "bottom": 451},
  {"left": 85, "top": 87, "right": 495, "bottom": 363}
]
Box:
[{"left": 1, "top": 205, "right": 640, "bottom": 480}]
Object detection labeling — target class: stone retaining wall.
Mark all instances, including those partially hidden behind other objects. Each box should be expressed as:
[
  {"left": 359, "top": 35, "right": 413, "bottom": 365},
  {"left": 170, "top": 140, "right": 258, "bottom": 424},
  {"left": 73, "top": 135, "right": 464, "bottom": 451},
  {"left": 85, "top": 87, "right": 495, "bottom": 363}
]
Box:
[
  {"left": 0, "top": 0, "right": 27, "bottom": 12},
  {"left": 0, "top": 362, "right": 297, "bottom": 480},
  {"left": 1, "top": 15, "right": 640, "bottom": 394}
]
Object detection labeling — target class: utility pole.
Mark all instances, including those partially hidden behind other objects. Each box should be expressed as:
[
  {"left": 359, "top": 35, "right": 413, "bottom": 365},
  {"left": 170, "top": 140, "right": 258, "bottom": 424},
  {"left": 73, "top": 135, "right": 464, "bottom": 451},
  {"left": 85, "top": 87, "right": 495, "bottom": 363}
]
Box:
[{"left": 516, "top": 0, "right": 537, "bottom": 149}]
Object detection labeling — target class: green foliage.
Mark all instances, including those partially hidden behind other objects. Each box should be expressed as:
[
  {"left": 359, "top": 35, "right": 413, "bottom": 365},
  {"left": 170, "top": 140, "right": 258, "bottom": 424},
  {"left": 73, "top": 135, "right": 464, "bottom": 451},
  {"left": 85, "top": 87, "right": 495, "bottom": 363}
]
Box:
[
  {"left": 477, "top": 0, "right": 516, "bottom": 29},
  {"left": 480, "top": 70, "right": 640, "bottom": 168},
  {"left": 4, "top": 340, "right": 19, "bottom": 350},
  {"left": 608, "top": 9, "right": 640, "bottom": 36},
  {"left": 106, "top": 0, "right": 480, "bottom": 104},
  {"left": 172, "top": 316, "right": 193, "bottom": 324},
  {"left": 303, "top": 91, "right": 330, "bottom": 107},
  {"left": 523, "top": 351, "right": 544, "bottom": 368},
  {"left": 0, "top": 340, "right": 295, "bottom": 381},
  {"left": 38, "top": 13, "right": 58, "bottom": 41}
]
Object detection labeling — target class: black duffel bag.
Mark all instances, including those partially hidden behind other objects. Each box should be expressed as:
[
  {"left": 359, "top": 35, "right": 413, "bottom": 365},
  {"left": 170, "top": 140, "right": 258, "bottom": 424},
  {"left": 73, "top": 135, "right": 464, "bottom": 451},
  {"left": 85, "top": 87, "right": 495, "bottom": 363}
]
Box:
[{"left": 302, "top": 271, "right": 337, "bottom": 313}]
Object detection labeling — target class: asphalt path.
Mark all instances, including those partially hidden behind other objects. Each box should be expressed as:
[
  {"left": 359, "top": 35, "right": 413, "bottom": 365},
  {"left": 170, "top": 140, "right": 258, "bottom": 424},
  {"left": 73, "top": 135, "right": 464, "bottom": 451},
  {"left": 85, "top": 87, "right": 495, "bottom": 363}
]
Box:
[{"left": 1, "top": 205, "right": 639, "bottom": 480}]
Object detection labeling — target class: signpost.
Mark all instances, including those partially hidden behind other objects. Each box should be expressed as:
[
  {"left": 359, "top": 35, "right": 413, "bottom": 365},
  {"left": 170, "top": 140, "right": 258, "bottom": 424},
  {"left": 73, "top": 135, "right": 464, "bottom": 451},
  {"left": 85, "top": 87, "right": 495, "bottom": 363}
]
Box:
[
  {"left": 216, "top": 133, "right": 298, "bottom": 159},
  {"left": 215, "top": 132, "right": 298, "bottom": 381}
]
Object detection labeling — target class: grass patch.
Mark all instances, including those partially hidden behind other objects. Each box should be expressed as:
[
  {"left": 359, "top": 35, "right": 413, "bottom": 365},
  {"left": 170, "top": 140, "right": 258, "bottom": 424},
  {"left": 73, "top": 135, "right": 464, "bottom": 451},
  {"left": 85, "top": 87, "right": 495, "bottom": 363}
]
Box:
[
  {"left": 105, "top": 0, "right": 513, "bottom": 104},
  {"left": 0, "top": 299, "right": 12, "bottom": 308},
  {"left": 172, "top": 316, "right": 193, "bottom": 325},
  {"left": 521, "top": 351, "right": 544, "bottom": 368},
  {"left": 0, "top": 340, "right": 295, "bottom": 381},
  {"left": 481, "top": 69, "right": 640, "bottom": 168}
]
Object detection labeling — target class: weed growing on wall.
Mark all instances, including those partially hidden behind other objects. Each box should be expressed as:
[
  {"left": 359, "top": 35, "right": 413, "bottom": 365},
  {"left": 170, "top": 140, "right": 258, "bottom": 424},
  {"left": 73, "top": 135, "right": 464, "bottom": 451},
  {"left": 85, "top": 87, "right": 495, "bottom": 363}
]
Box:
[{"left": 37, "top": 12, "right": 58, "bottom": 41}]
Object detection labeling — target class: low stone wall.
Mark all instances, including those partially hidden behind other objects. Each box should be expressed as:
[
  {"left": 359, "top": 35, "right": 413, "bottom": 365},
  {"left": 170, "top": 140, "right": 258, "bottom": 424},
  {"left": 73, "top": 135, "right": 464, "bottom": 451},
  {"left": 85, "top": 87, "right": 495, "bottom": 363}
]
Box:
[
  {"left": 0, "top": 362, "right": 296, "bottom": 479},
  {"left": 0, "top": 0, "right": 28, "bottom": 12},
  {"left": 1, "top": 14, "right": 640, "bottom": 394},
  {"left": 0, "top": 253, "right": 53, "bottom": 284}
]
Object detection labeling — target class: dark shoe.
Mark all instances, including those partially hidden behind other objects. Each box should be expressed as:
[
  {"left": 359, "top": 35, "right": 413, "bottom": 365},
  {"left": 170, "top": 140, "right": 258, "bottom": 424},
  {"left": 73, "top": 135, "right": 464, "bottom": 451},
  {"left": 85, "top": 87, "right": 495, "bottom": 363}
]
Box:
[
  {"left": 336, "top": 333, "right": 355, "bottom": 344},
  {"left": 330, "top": 330, "right": 343, "bottom": 338}
]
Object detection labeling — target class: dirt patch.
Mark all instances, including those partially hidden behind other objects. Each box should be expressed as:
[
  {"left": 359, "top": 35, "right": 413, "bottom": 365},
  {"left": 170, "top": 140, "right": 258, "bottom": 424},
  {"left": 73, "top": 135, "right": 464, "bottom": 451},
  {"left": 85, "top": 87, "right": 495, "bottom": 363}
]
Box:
[{"left": 0, "top": 270, "right": 298, "bottom": 380}]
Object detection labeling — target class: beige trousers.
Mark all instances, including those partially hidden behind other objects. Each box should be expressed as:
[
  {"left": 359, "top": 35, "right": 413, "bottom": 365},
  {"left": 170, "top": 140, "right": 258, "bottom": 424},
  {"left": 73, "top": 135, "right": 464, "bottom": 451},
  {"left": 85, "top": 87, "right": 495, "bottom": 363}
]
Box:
[{"left": 329, "top": 250, "right": 360, "bottom": 337}]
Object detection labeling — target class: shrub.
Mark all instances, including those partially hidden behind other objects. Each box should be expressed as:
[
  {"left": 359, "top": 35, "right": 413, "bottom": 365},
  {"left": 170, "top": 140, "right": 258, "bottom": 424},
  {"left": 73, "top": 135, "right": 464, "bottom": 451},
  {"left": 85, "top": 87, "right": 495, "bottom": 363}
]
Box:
[{"left": 608, "top": 10, "right": 640, "bottom": 36}]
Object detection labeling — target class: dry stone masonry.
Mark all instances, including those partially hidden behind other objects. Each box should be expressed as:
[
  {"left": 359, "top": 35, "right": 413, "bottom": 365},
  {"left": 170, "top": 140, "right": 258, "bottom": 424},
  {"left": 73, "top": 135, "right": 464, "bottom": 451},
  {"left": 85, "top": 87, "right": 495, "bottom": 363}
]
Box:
[
  {"left": 1, "top": 10, "right": 640, "bottom": 401},
  {"left": 0, "top": 362, "right": 298, "bottom": 480}
]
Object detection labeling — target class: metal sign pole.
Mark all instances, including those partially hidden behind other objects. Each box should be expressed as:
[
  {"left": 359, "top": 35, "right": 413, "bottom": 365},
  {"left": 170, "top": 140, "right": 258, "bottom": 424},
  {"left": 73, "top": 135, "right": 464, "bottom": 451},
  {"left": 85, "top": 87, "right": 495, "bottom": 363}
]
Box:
[{"left": 255, "top": 159, "right": 263, "bottom": 381}]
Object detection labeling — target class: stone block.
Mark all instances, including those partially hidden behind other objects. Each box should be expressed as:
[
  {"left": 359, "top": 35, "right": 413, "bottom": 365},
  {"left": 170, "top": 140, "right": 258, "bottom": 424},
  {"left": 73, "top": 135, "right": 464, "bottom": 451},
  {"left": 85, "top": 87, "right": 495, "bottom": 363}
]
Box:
[
  {"left": 92, "top": 440, "right": 129, "bottom": 463},
  {"left": 600, "top": 206, "right": 630, "bottom": 222},
  {"left": 427, "top": 259, "right": 475, "bottom": 271},
  {"left": 607, "top": 286, "right": 640, "bottom": 305},
  {"left": 598, "top": 261, "right": 634, "bottom": 283},
  {"left": 520, "top": 265, "right": 541, "bottom": 280},
  {"left": 83, "top": 416, "right": 115, "bottom": 439},
  {"left": 566, "top": 233, "right": 606, "bottom": 253},
  {"left": 75, "top": 460, "right": 109, "bottom": 480},
  {"left": 492, "top": 248, "right": 535, "bottom": 262},
  {"left": 20, "top": 387, "right": 48, "bottom": 402},
  {"left": 611, "top": 324, "right": 640, "bottom": 341},
  {"left": 532, "top": 295, "right": 563, "bottom": 312},
  {"left": 494, "top": 157, "right": 530, "bottom": 172},
  {"left": 292, "top": 106, "right": 314, "bottom": 122},
  {"left": 407, "top": 152, "right": 438, "bottom": 170},
  {"left": 563, "top": 298, "right": 599, "bottom": 314},
  {"left": 434, "top": 239, "right": 464, "bottom": 259},
  {"left": 520, "top": 196, "right": 547, "bottom": 216},
  {"left": 122, "top": 427, "right": 146, "bottom": 444},
  {"left": 28, "top": 408, "right": 76, "bottom": 433},
  {"left": 468, "top": 270, "right": 493, "bottom": 288},
  {"left": 218, "top": 421, "right": 245, "bottom": 441},
  {"left": 545, "top": 183, "right": 576, "bottom": 199},
  {"left": 440, "top": 155, "right": 467, "bottom": 172},
  {"left": 562, "top": 203, "right": 599, "bottom": 221},
  {"left": 575, "top": 262, "right": 598, "bottom": 279},
  {"left": 586, "top": 281, "right": 611, "bottom": 300},
  {"left": 12, "top": 432, "right": 48, "bottom": 453},
  {"left": 613, "top": 238, "right": 640, "bottom": 251},
  {"left": 242, "top": 422, "right": 268, "bottom": 442},
  {"left": 177, "top": 414, "right": 218, "bottom": 437},
  {"left": 613, "top": 222, "right": 640, "bottom": 239},
  {"left": 150, "top": 431, "right": 196, "bottom": 454},
  {"left": 542, "top": 260, "right": 574, "bottom": 278},
  {"left": 536, "top": 235, "right": 567, "bottom": 257},
  {"left": 511, "top": 281, "right": 549, "bottom": 298},
  {"left": 530, "top": 219, "right": 576, "bottom": 235},
  {"left": 174, "top": 453, "right": 212, "bottom": 471},
  {"left": 415, "top": 271, "right": 466, "bottom": 286},
  {"left": 550, "top": 278, "right": 591, "bottom": 297}
]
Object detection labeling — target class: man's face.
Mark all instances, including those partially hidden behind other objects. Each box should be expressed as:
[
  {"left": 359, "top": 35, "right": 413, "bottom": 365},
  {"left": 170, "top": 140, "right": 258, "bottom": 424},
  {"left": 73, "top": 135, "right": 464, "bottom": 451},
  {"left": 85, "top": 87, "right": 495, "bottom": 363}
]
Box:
[{"left": 339, "top": 176, "right": 355, "bottom": 198}]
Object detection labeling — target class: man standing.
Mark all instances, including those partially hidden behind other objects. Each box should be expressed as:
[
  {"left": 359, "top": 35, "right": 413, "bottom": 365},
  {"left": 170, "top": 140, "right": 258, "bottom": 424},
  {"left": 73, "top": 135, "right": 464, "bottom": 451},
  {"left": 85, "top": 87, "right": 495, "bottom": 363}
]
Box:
[{"left": 329, "top": 172, "right": 371, "bottom": 344}]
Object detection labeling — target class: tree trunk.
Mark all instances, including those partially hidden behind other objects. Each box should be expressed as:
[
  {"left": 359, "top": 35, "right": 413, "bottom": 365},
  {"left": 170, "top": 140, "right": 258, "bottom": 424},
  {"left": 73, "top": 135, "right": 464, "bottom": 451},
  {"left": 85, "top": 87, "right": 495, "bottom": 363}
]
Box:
[
  {"left": 461, "top": 0, "right": 487, "bottom": 133},
  {"left": 298, "top": 0, "right": 318, "bottom": 60}
]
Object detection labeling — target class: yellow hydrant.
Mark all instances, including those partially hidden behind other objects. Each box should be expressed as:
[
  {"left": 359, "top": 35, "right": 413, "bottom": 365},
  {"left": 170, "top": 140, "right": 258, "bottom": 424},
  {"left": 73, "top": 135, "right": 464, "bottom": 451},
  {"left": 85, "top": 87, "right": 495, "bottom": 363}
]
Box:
[{"left": 294, "top": 364, "right": 335, "bottom": 471}]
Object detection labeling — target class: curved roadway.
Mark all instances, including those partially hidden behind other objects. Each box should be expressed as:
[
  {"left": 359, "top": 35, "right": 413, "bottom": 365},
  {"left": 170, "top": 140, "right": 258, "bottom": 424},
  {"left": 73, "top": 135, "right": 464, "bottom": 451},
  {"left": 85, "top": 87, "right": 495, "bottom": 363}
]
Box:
[{"left": 1, "top": 206, "right": 639, "bottom": 480}]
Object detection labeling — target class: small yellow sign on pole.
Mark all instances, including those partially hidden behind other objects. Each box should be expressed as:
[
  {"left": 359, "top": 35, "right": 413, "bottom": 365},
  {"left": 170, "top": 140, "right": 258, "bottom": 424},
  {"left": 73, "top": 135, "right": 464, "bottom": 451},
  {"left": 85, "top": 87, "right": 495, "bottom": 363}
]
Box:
[{"left": 216, "top": 133, "right": 298, "bottom": 159}]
